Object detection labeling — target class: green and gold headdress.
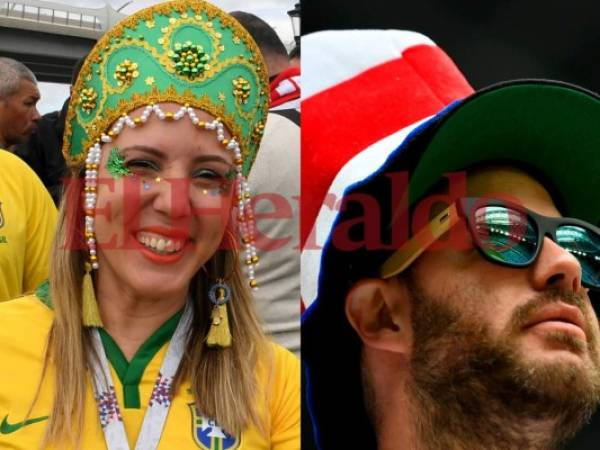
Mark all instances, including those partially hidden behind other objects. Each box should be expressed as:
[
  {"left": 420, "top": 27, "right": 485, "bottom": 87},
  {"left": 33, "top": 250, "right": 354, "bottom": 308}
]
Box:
[{"left": 63, "top": 0, "right": 269, "bottom": 176}]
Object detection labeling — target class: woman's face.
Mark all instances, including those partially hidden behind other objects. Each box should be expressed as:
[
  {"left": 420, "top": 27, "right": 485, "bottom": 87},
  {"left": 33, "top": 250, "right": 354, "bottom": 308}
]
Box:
[{"left": 92, "top": 103, "right": 235, "bottom": 301}]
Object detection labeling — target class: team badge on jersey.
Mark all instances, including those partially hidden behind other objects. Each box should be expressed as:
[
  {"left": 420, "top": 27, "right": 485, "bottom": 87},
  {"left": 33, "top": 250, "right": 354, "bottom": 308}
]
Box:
[
  {"left": 0, "top": 202, "right": 4, "bottom": 229},
  {"left": 189, "top": 404, "right": 240, "bottom": 450}
]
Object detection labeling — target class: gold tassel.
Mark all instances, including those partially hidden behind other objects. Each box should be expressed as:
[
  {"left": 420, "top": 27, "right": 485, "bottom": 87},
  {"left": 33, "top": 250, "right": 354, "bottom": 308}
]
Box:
[
  {"left": 82, "top": 264, "right": 103, "bottom": 327},
  {"left": 206, "top": 303, "right": 231, "bottom": 348}
]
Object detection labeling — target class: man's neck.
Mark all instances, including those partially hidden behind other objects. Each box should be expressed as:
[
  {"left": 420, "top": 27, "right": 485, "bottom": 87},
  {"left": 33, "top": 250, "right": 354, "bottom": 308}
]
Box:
[
  {"left": 376, "top": 380, "right": 562, "bottom": 450},
  {"left": 96, "top": 281, "right": 187, "bottom": 361}
]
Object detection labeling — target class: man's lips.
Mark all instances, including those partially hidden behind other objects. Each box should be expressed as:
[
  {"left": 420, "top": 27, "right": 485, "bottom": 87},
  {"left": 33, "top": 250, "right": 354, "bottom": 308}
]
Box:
[{"left": 523, "top": 302, "right": 587, "bottom": 340}]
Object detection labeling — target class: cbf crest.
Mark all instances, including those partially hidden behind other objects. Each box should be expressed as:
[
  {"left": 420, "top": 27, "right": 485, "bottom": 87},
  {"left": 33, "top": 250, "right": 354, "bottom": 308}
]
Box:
[{"left": 189, "top": 404, "right": 240, "bottom": 450}]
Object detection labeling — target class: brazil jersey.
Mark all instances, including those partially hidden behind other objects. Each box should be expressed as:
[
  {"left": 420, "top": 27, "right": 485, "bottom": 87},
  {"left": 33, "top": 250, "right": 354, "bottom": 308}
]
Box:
[
  {"left": 0, "top": 295, "right": 300, "bottom": 449},
  {"left": 0, "top": 150, "right": 57, "bottom": 302}
]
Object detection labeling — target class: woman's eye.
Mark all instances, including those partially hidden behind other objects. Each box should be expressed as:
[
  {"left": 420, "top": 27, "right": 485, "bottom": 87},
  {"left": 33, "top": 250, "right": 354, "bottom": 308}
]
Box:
[
  {"left": 192, "top": 168, "right": 222, "bottom": 180},
  {"left": 126, "top": 159, "right": 160, "bottom": 172}
]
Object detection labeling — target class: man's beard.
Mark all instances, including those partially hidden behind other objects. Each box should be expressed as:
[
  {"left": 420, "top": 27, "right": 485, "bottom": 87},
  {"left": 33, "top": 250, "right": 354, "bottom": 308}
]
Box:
[{"left": 406, "top": 278, "right": 600, "bottom": 450}]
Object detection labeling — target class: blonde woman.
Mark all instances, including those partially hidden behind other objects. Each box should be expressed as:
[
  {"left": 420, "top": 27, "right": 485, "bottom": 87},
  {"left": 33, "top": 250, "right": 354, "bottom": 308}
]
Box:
[{"left": 0, "top": 1, "right": 299, "bottom": 449}]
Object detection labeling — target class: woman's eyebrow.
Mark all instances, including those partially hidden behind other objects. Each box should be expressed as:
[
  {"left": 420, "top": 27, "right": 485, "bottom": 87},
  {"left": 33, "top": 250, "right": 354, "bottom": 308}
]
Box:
[
  {"left": 192, "top": 154, "right": 232, "bottom": 166},
  {"left": 120, "top": 145, "right": 167, "bottom": 161}
]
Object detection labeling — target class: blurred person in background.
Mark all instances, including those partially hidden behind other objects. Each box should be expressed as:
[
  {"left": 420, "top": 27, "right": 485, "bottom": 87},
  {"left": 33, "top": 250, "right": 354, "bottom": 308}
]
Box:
[
  {"left": 289, "top": 45, "right": 300, "bottom": 68},
  {"left": 0, "top": 57, "right": 40, "bottom": 150},
  {"left": 231, "top": 11, "right": 300, "bottom": 112},
  {"left": 15, "top": 57, "right": 86, "bottom": 206}
]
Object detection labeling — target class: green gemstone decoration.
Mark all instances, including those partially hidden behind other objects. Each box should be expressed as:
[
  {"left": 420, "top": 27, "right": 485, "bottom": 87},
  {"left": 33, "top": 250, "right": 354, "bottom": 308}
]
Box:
[
  {"left": 106, "top": 147, "right": 131, "bottom": 179},
  {"left": 169, "top": 41, "right": 210, "bottom": 79}
]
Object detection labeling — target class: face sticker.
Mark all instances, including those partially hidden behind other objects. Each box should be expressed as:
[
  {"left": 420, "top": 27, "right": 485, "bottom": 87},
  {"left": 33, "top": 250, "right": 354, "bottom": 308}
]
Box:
[{"left": 106, "top": 147, "right": 131, "bottom": 179}]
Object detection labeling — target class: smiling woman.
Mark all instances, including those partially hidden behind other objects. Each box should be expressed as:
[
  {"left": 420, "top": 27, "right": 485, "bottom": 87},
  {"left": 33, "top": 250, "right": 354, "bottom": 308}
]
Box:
[{"left": 0, "top": 1, "right": 299, "bottom": 449}]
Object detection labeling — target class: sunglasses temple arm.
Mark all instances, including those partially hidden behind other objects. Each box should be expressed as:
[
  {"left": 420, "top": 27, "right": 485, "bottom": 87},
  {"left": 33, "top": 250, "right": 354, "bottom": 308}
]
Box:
[{"left": 380, "top": 204, "right": 460, "bottom": 279}]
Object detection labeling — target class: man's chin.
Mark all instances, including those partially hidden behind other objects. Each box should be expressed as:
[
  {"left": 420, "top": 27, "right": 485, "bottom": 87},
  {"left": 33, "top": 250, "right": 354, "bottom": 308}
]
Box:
[{"left": 513, "top": 339, "right": 600, "bottom": 403}]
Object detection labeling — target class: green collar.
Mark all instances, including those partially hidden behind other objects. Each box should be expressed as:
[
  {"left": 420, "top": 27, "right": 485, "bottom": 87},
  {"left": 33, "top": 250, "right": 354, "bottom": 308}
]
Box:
[
  {"left": 99, "top": 309, "right": 183, "bottom": 408},
  {"left": 35, "top": 280, "right": 184, "bottom": 409},
  {"left": 36, "top": 280, "right": 51, "bottom": 308}
]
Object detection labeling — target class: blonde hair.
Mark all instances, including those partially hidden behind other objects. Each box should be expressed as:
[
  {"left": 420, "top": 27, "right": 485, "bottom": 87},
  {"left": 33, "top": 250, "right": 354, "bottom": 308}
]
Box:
[{"left": 36, "top": 170, "right": 269, "bottom": 447}]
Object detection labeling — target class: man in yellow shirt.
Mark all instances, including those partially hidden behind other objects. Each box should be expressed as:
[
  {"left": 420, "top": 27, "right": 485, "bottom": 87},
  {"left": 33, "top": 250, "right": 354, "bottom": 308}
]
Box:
[
  {"left": 0, "top": 57, "right": 56, "bottom": 302},
  {"left": 0, "top": 150, "right": 57, "bottom": 302}
]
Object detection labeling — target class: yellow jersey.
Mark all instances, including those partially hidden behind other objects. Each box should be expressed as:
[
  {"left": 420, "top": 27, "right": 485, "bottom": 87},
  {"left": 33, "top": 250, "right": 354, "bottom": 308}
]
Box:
[
  {"left": 0, "top": 294, "right": 300, "bottom": 449},
  {"left": 0, "top": 150, "right": 57, "bottom": 302}
]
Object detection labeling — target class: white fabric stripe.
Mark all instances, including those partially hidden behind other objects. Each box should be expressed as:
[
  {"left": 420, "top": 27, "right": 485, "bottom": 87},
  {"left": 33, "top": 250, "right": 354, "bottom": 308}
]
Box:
[
  {"left": 275, "top": 78, "right": 298, "bottom": 96},
  {"left": 270, "top": 99, "right": 300, "bottom": 111},
  {"left": 303, "top": 30, "right": 435, "bottom": 100},
  {"left": 301, "top": 116, "right": 432, "bottom": 307}
]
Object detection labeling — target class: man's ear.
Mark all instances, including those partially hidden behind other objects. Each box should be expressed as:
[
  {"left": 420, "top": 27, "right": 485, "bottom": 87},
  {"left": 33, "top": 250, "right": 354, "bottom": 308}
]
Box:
[{"left": 345, "top": 278, "right": 412, "bottom": 354}]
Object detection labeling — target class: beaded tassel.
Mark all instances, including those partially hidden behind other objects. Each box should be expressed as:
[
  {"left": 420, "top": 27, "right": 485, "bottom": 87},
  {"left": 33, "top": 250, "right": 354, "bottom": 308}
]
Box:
[{"left": 82, "top": 263, "right": 103, "bottom": 327}]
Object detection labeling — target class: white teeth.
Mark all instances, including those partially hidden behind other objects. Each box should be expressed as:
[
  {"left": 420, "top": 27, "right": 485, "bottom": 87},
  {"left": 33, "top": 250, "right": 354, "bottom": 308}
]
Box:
[{"left": 136, "top": 232, "right": 185, "bottom": 255}]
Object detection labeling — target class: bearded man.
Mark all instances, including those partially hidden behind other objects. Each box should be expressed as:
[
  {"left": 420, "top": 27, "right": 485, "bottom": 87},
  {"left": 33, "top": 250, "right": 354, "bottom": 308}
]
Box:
[{"left": 301, "top": 30, "right": 600, "bottom": 450}]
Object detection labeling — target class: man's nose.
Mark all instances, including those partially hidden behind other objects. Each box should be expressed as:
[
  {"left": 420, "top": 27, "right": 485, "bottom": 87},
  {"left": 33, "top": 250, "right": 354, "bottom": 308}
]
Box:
[
  {"left": 32, "top": 107, "right": 41, "bottom": 122},
  {"left": 530, "top": 236, "right": 583, "bottom": 293}
]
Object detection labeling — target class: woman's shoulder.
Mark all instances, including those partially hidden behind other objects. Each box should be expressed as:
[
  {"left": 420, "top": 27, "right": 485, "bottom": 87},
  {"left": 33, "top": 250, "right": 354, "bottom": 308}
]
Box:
[
  {"left": 257, "top": 341, "right": 300, "bottom": 377},
  {"left": 257, "top": 341, "right": 300, "bottom": 402},
  {"left": 255, "top": 342, "right": 300, "bottom": 446},
  {"left": 0, "top": 294, "right": 54, "bottom": 345},
  {"left": 269, "top": 341, "right": 300, "bottom": 371}
]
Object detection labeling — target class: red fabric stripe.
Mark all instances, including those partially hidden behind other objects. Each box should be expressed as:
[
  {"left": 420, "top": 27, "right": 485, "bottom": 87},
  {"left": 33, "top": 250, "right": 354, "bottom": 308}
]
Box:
[{"left": 301, "top": 45, "right": 473, "bottom": 247}]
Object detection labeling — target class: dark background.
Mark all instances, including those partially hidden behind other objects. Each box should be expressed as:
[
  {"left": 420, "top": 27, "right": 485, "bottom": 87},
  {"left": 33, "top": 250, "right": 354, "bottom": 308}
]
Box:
[
  {"left": 302, "top": 0, "right": 600, "bottom": 93},
  {"left": 301, "top": 0, "right": 600, "bottom": 448}
]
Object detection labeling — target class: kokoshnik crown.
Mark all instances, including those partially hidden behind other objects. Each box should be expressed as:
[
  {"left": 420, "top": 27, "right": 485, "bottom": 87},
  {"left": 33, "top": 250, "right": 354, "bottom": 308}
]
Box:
[{"left": 63, "top": 0, "right": 270, "bottom": 290}]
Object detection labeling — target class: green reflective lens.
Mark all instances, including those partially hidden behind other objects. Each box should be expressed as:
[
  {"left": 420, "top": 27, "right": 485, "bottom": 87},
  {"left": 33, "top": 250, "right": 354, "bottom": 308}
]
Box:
[
  {"left": 473, "top": 206, "right": 538, "bottom": 265},
  {"left": 557, "top": 225, "right": 600, "bottom": 289}
]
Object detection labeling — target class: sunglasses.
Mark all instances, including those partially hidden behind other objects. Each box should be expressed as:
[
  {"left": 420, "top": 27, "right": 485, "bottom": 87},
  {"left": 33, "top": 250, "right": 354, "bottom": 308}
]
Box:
[{"left": 380, "top": 197, "right": 600, "bottom": 290}]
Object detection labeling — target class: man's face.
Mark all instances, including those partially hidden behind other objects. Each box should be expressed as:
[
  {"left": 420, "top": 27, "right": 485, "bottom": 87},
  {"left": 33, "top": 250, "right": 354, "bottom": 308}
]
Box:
[
  {"left": 406, "top": 166, "right": 600, "bottom": 442},
  {"left": 0, "top": 79, "right": 40, "bottom": 148}
]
